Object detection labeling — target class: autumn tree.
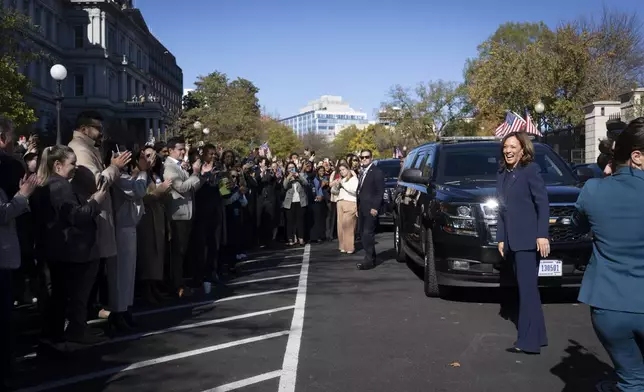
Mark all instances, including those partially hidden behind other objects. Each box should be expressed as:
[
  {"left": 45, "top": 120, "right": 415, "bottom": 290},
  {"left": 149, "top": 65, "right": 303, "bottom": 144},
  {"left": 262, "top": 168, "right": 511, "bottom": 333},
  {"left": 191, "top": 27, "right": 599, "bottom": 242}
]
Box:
[
  {"left": 332, "top": 125, "right": 360, "bottom": 158},
  {"left": 0, "top": 8, "right": 39, "bottom": 129},
  {"left": 261, "top": 117, "right": 302, "bottom": 158},
  {"left": 180, "top": 72, "right": 262, "bottom": 157},
  {"left": 380, "top": 80, "right": 471, "bottom": 144},
  {"left": 467, "top": 9, "right": 644, "bottom": 131}
]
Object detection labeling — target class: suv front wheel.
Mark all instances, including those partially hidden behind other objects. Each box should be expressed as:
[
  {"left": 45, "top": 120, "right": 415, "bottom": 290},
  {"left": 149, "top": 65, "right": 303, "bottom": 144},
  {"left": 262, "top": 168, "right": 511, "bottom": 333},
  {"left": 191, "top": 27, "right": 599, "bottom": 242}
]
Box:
[{"left": 423, "top": 228, "right": 441, "bottom": 298}]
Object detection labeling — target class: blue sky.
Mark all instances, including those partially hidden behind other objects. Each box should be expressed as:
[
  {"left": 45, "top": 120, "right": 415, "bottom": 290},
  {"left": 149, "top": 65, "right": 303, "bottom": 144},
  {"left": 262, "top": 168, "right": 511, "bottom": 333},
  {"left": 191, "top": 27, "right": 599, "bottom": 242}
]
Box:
[{"left": 137, "top": 0, "right": 644, "bottom": 119}]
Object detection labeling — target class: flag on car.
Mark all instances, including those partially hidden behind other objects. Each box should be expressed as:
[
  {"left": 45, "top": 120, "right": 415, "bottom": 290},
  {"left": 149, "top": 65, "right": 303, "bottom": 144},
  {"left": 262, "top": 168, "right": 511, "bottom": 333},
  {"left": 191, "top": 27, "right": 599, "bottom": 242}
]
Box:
[
  {"left": 524, "top": 110, "right": 542, "bottom": 137},
  {"left": 393, "top": 147, "right": 403, "bottom": 158},
  {"left": 495, "top": 111, "right": 527, "bottom": 138}
]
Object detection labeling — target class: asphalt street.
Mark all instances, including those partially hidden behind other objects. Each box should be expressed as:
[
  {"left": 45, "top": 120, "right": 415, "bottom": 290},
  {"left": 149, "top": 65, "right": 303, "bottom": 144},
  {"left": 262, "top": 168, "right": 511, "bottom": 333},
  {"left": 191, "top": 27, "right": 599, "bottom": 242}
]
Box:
[{"left": 10, "top": 231, "right": 616, "bottom": 392}]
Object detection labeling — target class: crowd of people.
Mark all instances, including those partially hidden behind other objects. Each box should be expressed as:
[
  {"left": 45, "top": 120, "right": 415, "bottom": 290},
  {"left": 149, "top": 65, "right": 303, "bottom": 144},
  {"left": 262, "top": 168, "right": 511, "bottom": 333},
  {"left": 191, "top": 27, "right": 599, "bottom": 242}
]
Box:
[{"left": 0, "top": 111, "right": 387, "bottom": 389}]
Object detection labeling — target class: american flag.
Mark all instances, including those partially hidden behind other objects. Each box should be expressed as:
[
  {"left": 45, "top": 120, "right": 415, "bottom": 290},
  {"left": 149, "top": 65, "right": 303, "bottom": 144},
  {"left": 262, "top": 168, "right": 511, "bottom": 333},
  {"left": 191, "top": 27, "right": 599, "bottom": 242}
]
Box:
[
  {"left": 524, "top": 110, "right": 542, "bottom": 137},
  {"left": 494, "top": 111, "right": 527, "bottom": 138},
  {"left": 393, "top": 147, "right": 403, "bottom": 158}
]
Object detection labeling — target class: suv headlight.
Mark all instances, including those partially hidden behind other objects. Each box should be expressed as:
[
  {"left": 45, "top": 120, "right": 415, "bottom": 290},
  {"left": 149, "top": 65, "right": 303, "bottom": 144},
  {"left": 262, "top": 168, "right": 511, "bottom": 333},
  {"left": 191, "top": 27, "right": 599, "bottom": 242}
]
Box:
[
  {"left": 480, "top": 199, "right": 499, "bottom": 220},
  {"left": 440, "top": 203, "right": 477, "bottom": 236}
]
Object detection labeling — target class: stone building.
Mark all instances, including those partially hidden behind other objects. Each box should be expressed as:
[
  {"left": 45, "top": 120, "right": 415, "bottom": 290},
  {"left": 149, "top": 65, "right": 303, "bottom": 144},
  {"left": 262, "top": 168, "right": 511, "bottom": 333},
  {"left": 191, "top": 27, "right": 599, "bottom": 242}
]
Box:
[{"left": 4, "top": 0, "right": 182, "bottom": 144}]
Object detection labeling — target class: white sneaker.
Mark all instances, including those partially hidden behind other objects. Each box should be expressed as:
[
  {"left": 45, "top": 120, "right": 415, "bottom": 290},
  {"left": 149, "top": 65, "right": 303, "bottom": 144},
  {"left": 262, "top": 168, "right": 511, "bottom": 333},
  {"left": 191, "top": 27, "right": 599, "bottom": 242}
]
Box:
[{"left": 340, "top": 249, "right": 346, "bottom": 253}]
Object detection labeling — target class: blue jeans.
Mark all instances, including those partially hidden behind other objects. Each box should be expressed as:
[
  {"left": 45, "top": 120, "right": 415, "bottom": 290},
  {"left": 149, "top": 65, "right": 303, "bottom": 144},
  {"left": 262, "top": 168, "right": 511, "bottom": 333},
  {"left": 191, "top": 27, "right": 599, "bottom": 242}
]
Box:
[{"left": 591, "top": 307, "right": 644, "bottom": 391}]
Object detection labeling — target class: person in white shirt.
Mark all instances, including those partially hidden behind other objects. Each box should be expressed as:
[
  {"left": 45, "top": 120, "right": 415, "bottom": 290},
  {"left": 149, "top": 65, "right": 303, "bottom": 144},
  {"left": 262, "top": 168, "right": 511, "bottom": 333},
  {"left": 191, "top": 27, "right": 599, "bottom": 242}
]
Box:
[{"left": 331, "top": 163, "right": 359, "bottom": 254}]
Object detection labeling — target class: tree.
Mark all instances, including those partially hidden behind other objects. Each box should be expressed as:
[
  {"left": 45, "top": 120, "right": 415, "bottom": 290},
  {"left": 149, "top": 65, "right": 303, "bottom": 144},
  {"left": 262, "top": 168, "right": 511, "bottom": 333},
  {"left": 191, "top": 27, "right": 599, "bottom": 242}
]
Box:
[
  {"left": 380, "top": 80, "right": 471, "bottom": 144},
  {"left": 261, "top": 118, "right": 302, "bottom": 158},
  {"left": 180, "top": 71, "right": 262, "bottom": 156},
  {"left": 301, "top": 132, "right": 333, "bottom": 159},
  {"left": 348, "top": 128, "right": 379, "bottom": 157},
  {"left": 332, "top": 125, "right": 360, "bottom": 158},
  {"left": 0, "top": 8, "right": 40, "bottom": 129},
  {"left": 467, "top": 10, "right": 644, "bottom": 131}
]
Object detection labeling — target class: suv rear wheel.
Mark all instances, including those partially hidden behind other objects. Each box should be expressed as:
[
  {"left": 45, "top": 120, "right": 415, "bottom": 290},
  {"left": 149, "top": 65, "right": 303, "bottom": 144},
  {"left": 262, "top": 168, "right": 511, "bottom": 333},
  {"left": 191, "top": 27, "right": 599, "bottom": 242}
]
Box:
[
  {"left": 394, "top": 219, "right": 406, "bottom": 263},
  {"left": 423, "top": 228, "right": 440, "bottom": 298}
]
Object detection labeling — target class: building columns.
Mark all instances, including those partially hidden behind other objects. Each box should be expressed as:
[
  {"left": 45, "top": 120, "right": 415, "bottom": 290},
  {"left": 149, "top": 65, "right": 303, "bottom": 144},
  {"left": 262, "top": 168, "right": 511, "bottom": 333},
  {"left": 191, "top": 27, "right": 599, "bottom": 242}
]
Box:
[
  {"left": 145, "top": 118, "right": 150, "bottom": 141},
  {"left": 152, "top": 118, "right": 159, "bottom": 140},
  {"left": 160, "top": 121, "right": 166, "bottom": 141},
  {"left": 121, "top": 71, "right": 127, "bottom": 101}
]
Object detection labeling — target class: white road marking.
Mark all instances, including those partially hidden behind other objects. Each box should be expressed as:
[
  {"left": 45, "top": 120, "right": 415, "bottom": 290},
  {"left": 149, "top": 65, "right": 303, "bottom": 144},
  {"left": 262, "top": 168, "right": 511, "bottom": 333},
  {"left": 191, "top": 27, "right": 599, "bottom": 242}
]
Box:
[
  {"left": 247, "top": 247, "right": 303, "bottom": 257},
  {"left": 227, "top": 274, "right": 300, "bottom": 287},
  {"left": 15, "top": 331, "right": 290, "bottom": 392},
  {"left": 242, "top": 263, "right": 303, "bottom": 273},
  {"left": 278, "top": 244, "right": 311, "bottom": 392},
  {"left": 201, "top": 370, "right": 282, "bottom": 392},
  {"left": 235, "top": 254, "right": 302, "bottom": 266},
  {"left": 84, "top": 287, "right": 298, "bottom": 324},
  {"left": 23, "top": 306, "right": 295, "bottom": 359}
]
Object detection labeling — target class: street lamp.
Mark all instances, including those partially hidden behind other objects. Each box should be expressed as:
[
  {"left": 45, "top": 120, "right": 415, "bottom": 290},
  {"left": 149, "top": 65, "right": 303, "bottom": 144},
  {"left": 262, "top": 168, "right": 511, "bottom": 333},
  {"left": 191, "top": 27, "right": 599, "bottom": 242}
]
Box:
[
  {"left": 50, "top": 64, "right": 67, "bottom": 145},
  {"left": 535, "top": 100, "right": 545, "bottom": 114}
]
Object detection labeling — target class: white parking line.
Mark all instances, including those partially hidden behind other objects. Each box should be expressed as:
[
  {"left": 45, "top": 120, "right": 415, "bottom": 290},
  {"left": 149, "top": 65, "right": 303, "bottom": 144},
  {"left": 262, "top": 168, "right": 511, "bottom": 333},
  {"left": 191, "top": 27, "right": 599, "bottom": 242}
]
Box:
[
  {"left": 242, "top": 263, "right": 303, "bottom": 273},
  {"left": 236, "top": 254, "right": 302, "bottom": 266},
  {"left": 278, "top": 244, "right": 311, "bottom": 392},
  {"left": 248, "top": 247, "right": 303, "bottom": 257},
  {"left": 15, "top": 331, "right": 290, "bottom": 392},
  {"left": 85, "top": 287, "right": 298, "bottom": 325},
  {"left": 24, "top": 305, "right": 295, "bottom": 359},
  {"left": 227, "top": 274, "right": 300, "bottom": 287},
  {"left": 202, "top": 370, "right": 282, "bottom": 392}
]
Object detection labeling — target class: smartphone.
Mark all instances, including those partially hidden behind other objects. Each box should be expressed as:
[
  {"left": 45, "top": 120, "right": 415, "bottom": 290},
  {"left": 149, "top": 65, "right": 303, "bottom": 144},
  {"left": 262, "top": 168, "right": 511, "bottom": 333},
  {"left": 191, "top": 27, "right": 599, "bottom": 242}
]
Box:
[{"left": 97, "top": 175, "right": 106, "bottom": 189}]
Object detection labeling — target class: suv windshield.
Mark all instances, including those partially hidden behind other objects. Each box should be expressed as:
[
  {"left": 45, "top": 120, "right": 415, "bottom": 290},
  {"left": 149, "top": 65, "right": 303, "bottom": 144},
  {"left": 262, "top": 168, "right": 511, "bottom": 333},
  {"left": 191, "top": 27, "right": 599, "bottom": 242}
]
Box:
[
  {"left": 435, "top": 144, "right": 577, "bottom": 186},
  {"left": 376, "top": 161, "right": 402, "bottom": 180}
]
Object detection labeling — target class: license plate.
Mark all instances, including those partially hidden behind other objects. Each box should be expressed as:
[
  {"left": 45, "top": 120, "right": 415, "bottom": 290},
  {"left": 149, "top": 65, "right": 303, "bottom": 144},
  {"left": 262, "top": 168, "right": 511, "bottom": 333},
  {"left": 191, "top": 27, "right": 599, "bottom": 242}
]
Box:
[{"left": 538, "top": 260, "right": 562, "bottom": 277}]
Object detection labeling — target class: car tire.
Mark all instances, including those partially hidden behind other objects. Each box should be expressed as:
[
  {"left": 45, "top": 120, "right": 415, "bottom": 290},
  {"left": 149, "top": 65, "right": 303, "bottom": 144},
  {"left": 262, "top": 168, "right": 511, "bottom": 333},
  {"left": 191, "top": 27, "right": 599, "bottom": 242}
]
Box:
[
  {"left": 394, "top": 220, "right": 406, "bottom": 263},
  {"left": 423, "top": 228, "right": 440, "bottom": 298}
]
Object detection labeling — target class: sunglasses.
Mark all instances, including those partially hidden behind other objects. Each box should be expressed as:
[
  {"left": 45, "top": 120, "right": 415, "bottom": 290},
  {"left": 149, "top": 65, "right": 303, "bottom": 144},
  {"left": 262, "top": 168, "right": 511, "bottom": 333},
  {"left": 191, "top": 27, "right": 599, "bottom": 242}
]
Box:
[{"left": 360, "top": 155, "right": 371, "bottom": 160}]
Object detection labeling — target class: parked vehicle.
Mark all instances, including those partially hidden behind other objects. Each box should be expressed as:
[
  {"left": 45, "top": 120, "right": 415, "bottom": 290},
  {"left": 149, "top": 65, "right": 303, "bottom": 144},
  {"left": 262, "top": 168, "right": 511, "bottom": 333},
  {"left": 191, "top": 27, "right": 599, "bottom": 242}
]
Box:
[
  {"left": 373, "top": 158, "right": 402, "bottom": 226},
  {"left": 393, "top": 137, "right": 593, "bottom": 297}
]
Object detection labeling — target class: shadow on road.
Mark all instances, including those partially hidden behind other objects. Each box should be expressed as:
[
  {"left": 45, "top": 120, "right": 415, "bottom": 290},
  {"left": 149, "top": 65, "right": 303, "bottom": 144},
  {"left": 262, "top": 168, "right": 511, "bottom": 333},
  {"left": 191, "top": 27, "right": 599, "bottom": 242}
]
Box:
[{"left": 550, "top": 339, "right": 616, "bottom": 392}]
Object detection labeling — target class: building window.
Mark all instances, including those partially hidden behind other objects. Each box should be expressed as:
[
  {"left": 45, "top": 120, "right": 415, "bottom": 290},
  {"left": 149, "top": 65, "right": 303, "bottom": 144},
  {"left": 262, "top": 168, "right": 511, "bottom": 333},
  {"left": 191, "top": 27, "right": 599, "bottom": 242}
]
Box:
[
  {"left": 74, "top": 25, "right": 84, "bottom": 48},
  {"left": 74, "top": 74, "right": 85, "bottom": 96},
  {"left": 34, "top": 6, "right": 41, "bottom": 28},
  {"left": 137, "top": 50, "right": 141, "bottom": 67}
]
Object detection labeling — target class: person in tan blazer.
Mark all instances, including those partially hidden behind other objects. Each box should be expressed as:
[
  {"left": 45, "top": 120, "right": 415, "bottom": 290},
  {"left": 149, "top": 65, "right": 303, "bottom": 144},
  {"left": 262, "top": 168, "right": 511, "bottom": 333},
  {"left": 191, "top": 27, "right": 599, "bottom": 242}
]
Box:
[
  {"left": 163, "top": 137, "right": 212, "bottom": 297},
  {"left": 68, "top": 112, "right": 131, "bottom": 320}
]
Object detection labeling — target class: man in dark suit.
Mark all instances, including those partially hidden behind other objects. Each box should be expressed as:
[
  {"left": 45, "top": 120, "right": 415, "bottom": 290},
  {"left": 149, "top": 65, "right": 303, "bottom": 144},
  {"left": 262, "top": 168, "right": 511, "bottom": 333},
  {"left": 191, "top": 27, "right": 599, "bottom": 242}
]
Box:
[{"left": 356, "top": 149, "right": 384, "bottom": 270}]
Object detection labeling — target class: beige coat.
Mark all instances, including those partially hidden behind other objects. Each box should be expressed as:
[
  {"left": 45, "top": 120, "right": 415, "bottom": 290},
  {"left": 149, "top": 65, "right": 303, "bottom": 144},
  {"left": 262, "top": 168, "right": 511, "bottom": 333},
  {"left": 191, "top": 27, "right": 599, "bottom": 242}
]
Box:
[
  {"left": 68, "top": 131, "right": 120, "bottom": 259},
  {"left": 163, "top": 157, "right": 204, "bottom": 221}
]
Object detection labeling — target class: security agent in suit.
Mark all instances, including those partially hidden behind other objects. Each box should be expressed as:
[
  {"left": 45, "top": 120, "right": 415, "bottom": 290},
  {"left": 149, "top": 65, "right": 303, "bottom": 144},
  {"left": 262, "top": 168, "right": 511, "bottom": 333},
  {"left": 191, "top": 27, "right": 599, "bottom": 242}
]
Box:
[
  {"left": 356, "top": 149, "right": 385, "bottom": 270},
  {"left": 496, "top": 132, "right": 549, "bottom": 354}
]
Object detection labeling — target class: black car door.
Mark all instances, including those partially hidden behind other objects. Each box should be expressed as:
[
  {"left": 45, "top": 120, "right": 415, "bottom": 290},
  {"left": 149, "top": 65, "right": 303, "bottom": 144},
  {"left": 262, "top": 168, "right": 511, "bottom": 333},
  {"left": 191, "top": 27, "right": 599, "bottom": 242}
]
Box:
[
  {"left": 409, "top": 146, "right": 436, "bottom": 255},
  {"left": 401, "top": 149, "right": 427, "bottom": 247}
]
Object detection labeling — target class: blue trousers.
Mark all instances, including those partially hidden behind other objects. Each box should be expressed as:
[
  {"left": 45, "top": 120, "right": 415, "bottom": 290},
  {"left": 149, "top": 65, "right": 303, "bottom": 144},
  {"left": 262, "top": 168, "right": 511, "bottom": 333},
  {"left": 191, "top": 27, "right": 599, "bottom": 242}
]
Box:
[
  {"left": 511, "top": 250, "right": 548, "bottom": 353},
  {"left": 591, "top": 307, "right": 644, "bottom": 391}
]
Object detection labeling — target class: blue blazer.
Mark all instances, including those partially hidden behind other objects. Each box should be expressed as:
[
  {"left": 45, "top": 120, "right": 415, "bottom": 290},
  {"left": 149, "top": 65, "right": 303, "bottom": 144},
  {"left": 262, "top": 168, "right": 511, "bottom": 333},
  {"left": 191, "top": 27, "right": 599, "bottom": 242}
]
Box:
[
  {"left": 496, "top": 162, "right": 549, "bottom": 252},
  {"left": 573, "top": 167, "right": 644, "bottom": 313}
]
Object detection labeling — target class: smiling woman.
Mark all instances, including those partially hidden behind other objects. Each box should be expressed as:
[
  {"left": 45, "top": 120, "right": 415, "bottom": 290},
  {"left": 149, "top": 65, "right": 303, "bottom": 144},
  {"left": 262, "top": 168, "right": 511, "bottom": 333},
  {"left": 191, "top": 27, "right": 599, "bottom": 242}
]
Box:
[{"left": 496, "top": 131, "right": 550, "bottom": 355}]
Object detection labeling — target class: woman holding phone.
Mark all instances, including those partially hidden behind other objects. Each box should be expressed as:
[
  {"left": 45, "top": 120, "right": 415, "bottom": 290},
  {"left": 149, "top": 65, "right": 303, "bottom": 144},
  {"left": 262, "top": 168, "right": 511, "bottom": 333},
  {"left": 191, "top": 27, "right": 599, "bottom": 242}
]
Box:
[{"left": 282, "top": 162, "right": 308, "bottom": 246}]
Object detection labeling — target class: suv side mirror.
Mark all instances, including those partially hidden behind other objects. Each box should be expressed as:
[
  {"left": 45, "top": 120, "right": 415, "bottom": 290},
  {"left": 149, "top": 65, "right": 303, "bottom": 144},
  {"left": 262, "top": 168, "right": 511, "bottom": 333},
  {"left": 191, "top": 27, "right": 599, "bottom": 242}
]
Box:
[
  {"left": 575, "top": 167, "right": 595, "bottom": 183},
  {"left": 400, "top": 168, "right": 429, "bottom": 184}
]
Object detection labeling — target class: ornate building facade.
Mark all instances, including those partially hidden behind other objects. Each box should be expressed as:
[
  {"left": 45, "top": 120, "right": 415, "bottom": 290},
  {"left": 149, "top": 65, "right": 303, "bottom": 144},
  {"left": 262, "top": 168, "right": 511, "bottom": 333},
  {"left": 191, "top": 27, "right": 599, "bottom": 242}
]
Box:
[{"left": 4, "top": 0, "right": 182, "bottom": 144}]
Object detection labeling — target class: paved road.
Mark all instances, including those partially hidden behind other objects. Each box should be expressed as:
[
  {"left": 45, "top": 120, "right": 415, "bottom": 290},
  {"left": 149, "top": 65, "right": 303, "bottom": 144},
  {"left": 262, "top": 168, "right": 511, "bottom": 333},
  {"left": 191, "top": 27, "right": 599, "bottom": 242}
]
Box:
[{"left": 10, "top": 232, "right": 615, "bottom": 392}]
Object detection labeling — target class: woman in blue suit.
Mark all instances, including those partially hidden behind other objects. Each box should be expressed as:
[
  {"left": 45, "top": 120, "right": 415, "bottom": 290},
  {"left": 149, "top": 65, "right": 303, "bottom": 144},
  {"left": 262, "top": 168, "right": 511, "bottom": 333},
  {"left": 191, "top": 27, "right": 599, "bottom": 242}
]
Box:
[{"left": 496, "top": 131, "right": 550, "bottom": 354}]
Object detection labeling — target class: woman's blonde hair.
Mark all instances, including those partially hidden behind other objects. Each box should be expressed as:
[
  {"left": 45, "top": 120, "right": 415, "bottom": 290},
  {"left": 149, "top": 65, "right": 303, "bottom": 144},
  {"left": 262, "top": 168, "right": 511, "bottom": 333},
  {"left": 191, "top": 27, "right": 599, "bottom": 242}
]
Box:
[{"left": 37, "top": 145, "right": 75, "bottom": 183}]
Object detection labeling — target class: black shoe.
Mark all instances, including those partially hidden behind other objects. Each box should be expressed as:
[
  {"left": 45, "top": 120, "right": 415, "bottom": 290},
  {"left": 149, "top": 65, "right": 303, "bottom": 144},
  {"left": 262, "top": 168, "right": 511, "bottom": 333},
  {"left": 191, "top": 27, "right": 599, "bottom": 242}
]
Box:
[
  {"left": 123, "top": 311, "right": 139, "bottom": 328},
  {"left": 109, "top": 312, "right": 135, "bottom": 333},
  {"left": 505, "top": 347, "right": 539, "bottom": 355},
  {"left": 356, "top": 263, "right": 375, "bottom": 271}
]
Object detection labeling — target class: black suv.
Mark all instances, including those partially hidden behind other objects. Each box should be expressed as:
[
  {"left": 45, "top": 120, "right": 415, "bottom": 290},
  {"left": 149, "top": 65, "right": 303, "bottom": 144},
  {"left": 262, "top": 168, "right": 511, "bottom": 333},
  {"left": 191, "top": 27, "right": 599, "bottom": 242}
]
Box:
[
  {"left": 393, "top": 137, "right": 594, "bottom": 297},
  {"left": 374, "top": 158, "right": 403, "bottom": 225}
]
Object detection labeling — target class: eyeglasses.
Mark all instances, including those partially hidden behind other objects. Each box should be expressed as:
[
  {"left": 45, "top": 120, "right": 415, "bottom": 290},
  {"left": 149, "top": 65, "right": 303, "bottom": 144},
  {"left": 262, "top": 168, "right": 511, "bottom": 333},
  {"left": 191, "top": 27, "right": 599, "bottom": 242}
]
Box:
[{"left": 360, "top": 155, "right": 371, "bottom": 160}]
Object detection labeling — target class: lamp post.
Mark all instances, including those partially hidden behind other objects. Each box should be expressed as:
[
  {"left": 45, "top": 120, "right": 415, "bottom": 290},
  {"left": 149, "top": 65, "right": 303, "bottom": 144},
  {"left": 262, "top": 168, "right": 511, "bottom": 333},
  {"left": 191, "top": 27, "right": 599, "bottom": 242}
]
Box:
[
  {"left": 534, "top": 100, "right": 546, "bottom": 142},
  {"left": 50, "top": 64, "right": 67, "bottom": 145}
]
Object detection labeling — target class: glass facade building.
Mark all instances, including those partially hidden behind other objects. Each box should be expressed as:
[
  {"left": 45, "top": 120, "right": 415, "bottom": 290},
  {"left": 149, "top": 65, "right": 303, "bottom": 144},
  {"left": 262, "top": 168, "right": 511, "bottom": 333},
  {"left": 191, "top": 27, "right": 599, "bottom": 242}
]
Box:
[{"left": 279, "top": 95, "right": 368, "bottom": 139}]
